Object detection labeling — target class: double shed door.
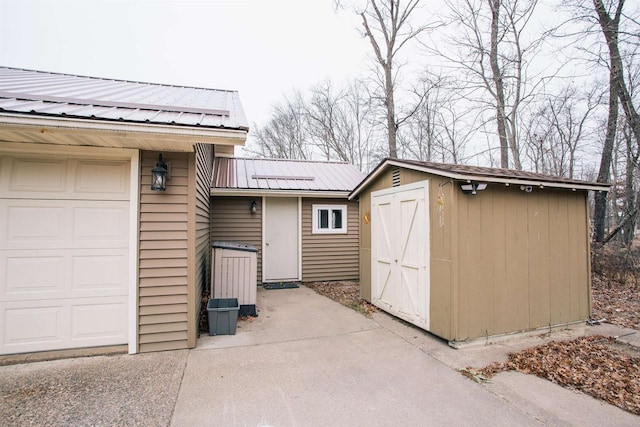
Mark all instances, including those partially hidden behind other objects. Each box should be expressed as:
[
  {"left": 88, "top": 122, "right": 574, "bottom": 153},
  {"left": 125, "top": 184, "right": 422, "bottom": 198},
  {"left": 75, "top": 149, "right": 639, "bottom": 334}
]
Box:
[{"left": 371, "top": 181, "right": 430, "bottom": 330}]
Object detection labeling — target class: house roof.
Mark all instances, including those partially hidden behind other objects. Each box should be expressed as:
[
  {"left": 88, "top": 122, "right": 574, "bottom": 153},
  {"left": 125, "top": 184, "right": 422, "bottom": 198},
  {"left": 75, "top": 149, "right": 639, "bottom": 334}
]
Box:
[
  {"left": 212, "top": 157, "right": 366, "bottom": 197},
  {"left": 349, "top": 158, "right": 610, "bottom": 199},
  {"left": 0, "top": 66, "right": 248, "bottom": 131}
]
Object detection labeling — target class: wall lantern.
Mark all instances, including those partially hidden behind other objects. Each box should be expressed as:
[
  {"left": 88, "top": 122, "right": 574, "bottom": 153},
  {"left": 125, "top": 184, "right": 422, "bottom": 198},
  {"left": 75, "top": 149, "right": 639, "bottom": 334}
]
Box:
[
  {"left": 460, "top": 182, "right": 488, "bottom": 195},
  {"left": 151, "top": 154, "right": 168, "bottom": 191},
  {"left": 250, "top": 200, "right": 257, "bottom": 214}
]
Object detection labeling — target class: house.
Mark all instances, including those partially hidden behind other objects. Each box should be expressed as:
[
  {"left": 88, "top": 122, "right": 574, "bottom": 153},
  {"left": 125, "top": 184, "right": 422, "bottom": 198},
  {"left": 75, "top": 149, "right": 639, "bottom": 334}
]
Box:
[
  {"left": 210, "top": 157, "right": 364, "bottom": 285},
  {"left": 0, "top": 66, "right": 248, "bottom": 355},
  {"left": 349, "top": 158, "right": 609, "bottom": 346}
]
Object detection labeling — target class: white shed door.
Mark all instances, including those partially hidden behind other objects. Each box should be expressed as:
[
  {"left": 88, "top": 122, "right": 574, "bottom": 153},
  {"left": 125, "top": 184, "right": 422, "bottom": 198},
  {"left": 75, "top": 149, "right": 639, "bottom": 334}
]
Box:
[
  {"left": 0, "top": 154, "right": 130, "bottom": 355},
  {"left": 371, "top": 181, "right": 429, "bottom": 330}
]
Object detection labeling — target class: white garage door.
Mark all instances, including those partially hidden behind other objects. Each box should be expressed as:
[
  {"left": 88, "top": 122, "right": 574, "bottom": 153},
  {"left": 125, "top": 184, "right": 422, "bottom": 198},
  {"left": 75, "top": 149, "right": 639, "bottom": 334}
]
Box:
[
  {"left": 0, "top": 153, "right": 131, "bottom": 355},
  {"left": 371, "top": 181, "right": 430, "bottom": 330}
]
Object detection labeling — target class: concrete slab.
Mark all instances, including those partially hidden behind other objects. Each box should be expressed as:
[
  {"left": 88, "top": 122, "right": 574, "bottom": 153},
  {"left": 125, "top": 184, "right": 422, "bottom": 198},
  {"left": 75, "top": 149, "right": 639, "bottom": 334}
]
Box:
[
  {"left": 1, "top": 285, "right": 638, "bottom": 426},
  {"left": 173, "top": 328, "right": 534, "bottom": 426},
  {"left": 0, "top": 350, "right": 188, "bottom": 427},
  {"left": 196, "top": 286, "right": 379, "bottom": 350}
]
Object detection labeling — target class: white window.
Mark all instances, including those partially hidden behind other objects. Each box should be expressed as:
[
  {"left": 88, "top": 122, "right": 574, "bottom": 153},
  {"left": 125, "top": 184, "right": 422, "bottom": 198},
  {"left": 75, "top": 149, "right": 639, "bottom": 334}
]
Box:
[{"left": 312, "top": 204, "right": 347, "bottom": 234}]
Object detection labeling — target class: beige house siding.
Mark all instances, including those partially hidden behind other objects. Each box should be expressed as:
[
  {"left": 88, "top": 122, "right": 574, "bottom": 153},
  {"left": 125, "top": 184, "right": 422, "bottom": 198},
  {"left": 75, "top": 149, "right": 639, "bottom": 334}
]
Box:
[
  {"left": 210, "top": 196, "right": 263, "bottom": 283},
  {"left": 138, "top": 151, "right": 190, "bottom": 353},
  {"left": 193, "top": 144, "right": 213, "bottom": 342},
  {"left": 357, "top": 167, "right": 592, "bottom": 343},
  {"left": 301, "top": 198, "right": 359, "bottom": 282}
]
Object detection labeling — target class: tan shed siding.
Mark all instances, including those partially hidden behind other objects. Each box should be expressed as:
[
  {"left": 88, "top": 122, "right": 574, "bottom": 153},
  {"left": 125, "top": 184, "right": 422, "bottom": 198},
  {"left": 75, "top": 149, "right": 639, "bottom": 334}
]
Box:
[
  {"left": 455, "top": 186, "right": 591, "bottom": 341},
  {"left": 301, "top": 198, "right": 359, "bottom": 282},
  {"left": 138, "top": 151, "right": 190, "bottom": 353},
  {"left": 210, "top": 196, "right": 263, "bottom": 283},
  {"left": 194, "top": 144, "right": 213, "bottom": 342}
]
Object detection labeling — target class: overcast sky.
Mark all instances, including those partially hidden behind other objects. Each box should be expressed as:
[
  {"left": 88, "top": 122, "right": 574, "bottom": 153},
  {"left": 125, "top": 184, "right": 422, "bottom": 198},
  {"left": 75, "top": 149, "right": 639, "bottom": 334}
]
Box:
[{"left": 0, "top": 0, "right": 370, "bottom": 142}]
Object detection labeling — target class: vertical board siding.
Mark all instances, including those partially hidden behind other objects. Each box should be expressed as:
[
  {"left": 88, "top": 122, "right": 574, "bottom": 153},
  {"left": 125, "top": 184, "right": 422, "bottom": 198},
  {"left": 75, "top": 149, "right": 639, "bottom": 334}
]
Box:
[
  {"left": 212, "top": 248, "right": 257, "bottom": 306},
  {"left": 359, "top": 167, "right": 591, "bottom": 343},
  {"left": 210, "top": 196, "right": 263, "bottom": 283},
  {"left": 194, "top": 144, "right": 213, "bottom": 342},
  {"left": 301, "top": 198, "right": 359, "bottom": 282},
  {"left": 455, "top": 185, "right": 590, "bottom": 341},
  {"left": 138, "top": 151, "right": 190, "bottom": 352}
]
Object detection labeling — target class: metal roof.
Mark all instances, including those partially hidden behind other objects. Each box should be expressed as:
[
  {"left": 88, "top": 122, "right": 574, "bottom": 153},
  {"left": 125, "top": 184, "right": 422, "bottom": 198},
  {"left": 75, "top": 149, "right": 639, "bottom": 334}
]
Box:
[
  {"left": 212, "top": 157, "right": 366, "bottom": 195},
  {"left": 350, "top": 158, "right": 610, "bottom": 198},
  {"left": 0, "top": 66, "right": 248, "bottom": 131}
]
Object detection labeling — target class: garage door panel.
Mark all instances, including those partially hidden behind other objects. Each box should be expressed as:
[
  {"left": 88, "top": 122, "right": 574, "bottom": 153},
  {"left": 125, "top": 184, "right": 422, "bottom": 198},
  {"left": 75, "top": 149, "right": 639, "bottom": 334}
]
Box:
[
  {"left": 73, "top": 205, "right": 129, "bottom": 243},
  {"left": 74, "top": 160, "right": 129, "bottom": 195},
  {"left": 71, "top": 300, "right": 127, "bottom": 340},
  {"left": 1, "top": 156, "right": 130, "bottom": 200},
  {"left": 4, "top": 157, "right": 68, "bottom": 193},
  {"left": 1, "top": 296, "right": 127, "bottom": 353},
  {"left": 0, "top": 152, "right": 131, "bottom": 355},
  {"left": 2, "top": 200, "right": 128, "bottom": 249},
  {"left": 72, "top": 253, "right": 128, "bottom": 292},
  {"left": 4, "top": 255, "right": 64, "bottom": 295},
  {"left": 2, "top": 304, "right": 64, "bottom": 347},
  {"left": 2, "top": 249, "right": 128, "bottom": 301}
]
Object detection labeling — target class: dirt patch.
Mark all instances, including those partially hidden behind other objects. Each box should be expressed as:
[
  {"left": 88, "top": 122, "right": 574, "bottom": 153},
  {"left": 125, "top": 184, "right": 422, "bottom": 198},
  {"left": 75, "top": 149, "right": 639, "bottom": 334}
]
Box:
[{"left": 304, "top": 281, "right": 378, "bottom": 318}]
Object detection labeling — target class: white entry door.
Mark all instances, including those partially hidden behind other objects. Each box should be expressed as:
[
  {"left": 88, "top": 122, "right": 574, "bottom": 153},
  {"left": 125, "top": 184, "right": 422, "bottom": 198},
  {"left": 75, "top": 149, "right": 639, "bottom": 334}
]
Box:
[
  {"left": 263, "top": 197, "right": 299, "bottom": 282},
  {"left": 371, "top": 181, "right": 430, "bottom": 330},
  {"left": 0, "top": 152, "right": 131, "bottom": 355}
]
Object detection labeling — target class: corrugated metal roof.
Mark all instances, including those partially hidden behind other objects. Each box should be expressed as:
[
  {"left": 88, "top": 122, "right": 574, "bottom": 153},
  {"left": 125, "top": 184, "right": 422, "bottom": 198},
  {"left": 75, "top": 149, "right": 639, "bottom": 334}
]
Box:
[
  {"left": 350, "top": 158, "right": 610, "bottom": 198},
  {"left": 0, "top": 66, "right": 248, "bottom": 130},
  {"left": 212, "top": 157, "right": 366, "bottom": 193}
]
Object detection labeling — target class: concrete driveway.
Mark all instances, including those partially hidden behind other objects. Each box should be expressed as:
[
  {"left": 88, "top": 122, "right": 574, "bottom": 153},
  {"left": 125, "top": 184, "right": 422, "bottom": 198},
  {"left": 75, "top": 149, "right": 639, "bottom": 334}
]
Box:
[{"left": 1, "top": 286, "right": 638, "bottom": 426}]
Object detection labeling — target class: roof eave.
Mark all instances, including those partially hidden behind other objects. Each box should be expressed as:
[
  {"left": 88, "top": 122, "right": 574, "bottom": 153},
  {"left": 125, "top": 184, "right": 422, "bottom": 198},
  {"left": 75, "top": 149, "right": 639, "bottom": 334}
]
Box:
[
  {"left": 211, "top": 188, "right": 351, "bottom": 198},
  {"left": 349, "top": 159, "right": 609, "bottom": 199},
  {"left": 0, "top": 113, "right": 248, "bottom": 149}
]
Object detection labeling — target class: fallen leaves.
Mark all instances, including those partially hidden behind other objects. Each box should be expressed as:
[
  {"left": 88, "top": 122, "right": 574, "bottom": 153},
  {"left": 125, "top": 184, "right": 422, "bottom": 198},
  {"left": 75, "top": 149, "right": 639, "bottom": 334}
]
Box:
[
  {"left": 592, "top": 273, "right": 640, "bottom": 329},
  {"left": 304, "top": 281, "right": 378, "bottom": 318},
  {"left": 476, "top": 335, "right": 640, "bottom": 415}
]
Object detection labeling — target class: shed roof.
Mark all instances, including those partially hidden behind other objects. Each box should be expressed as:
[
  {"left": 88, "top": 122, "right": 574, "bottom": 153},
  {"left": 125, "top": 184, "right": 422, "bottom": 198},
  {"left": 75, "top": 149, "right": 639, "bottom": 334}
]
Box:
[
  {"left": 0, "top": 66, "right": 248, "bottom": 131},
  {"left": 350, "top": 158, "right": 610, "bottom": 198},
  {"left": 212, "top": 157, "right": 366, "bottom": 197}
]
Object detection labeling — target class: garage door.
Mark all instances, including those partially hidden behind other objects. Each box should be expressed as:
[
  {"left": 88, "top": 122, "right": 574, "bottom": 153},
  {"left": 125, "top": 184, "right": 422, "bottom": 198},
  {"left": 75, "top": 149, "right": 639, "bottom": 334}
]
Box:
[
  {"left": 0, "top": 153, "right": 131, "bottom": 355},
  {"left": 371, "top": 181, "right": 430, "bottom": 330}
]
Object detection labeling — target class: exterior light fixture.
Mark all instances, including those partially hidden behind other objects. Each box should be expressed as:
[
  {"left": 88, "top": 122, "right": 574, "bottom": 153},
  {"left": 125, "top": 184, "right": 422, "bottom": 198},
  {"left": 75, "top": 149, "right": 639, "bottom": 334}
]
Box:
[
  {"left": 151, "top": 154, "right": 168, "bottom": 191},
  {"left": 250, "top": 201, "right": 257, "bottom": 214},
  {"left": 460, "top": 182, "right": 488, "bottom": 195}
]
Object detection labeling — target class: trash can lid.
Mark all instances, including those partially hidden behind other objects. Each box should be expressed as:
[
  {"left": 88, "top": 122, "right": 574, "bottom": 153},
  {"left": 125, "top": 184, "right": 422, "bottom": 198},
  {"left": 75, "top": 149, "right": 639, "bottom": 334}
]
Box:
[{"left": 212, "top": 241, "right": 258, "bottom": 252}]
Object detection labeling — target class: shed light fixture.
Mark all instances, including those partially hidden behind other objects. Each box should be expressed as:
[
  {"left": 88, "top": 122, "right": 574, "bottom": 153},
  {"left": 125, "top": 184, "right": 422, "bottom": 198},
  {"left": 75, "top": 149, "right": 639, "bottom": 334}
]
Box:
[
  {"left": 460, "top": 182, "right": 488, "bottom": 195},
  {"left": 151, "top": 154, "right": 168, "bottom": 191},
  {"left": 250, "top": 200, "right": 257, "bottom": 214}
]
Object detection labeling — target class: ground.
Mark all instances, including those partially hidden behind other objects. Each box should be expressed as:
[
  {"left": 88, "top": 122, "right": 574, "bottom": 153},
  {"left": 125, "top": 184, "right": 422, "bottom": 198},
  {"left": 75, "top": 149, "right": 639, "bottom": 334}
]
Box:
[
  {"left": 304, "top": 275, "right": 640, "bottom": 417},
  {"left": 303, "top": 281, "right": 377, "bottom": 317}
]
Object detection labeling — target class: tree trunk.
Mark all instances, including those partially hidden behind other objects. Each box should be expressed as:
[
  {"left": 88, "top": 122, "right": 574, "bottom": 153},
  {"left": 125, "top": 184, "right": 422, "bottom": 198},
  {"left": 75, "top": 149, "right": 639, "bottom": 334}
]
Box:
[
  {"left": 592, "top": 0, "right": 623, "bottom": 242},
  {"left": 385, "top": 62, "right": 398, "bottom": 158},
  {"left": 489, "top": 0, "right": 510, "bottom": 168}
]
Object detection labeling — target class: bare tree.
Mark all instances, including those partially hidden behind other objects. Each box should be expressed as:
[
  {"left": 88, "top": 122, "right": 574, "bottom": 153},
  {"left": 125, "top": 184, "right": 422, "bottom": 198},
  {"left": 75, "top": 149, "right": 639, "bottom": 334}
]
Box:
[
  {"left": 434, "top": 0, "right": 550, "bottom": 169},
  {"left": 579, "top": 0, "right": 640, "bottom": 241},
  {"left": 249, "top": 91, "right": 312, "bottom": 160},
  {"left": 523, "top": 85, "right": 599, "bottom": 178},
  {"left": 337, "top": 0, "right": 434, "bottom": 158}
]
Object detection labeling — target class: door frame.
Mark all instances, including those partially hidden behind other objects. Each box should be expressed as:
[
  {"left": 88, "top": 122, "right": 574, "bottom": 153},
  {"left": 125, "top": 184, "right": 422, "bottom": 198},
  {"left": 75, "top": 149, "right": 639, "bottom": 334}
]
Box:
[
  {"left": 371, "top": 180, "right": 430, "bottom": 330},
  {"left": 261, "top": 196, "right": 302, "bottom": 282}
]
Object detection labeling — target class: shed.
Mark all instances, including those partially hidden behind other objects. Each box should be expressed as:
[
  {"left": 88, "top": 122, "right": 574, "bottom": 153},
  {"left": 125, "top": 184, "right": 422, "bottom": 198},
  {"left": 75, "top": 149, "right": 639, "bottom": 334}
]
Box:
[
  {"left": 349, "top": 158, "right": 609, "bottom": 346},
  {"left": 211, "top": 157, "right": 365, "bottom": 284}
]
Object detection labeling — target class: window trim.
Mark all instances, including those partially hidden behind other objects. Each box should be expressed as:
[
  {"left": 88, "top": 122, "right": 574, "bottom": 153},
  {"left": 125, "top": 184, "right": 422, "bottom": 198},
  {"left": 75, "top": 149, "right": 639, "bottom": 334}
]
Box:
[{"left": 312, "top": 204, "right": 348, "bottom": 234}]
